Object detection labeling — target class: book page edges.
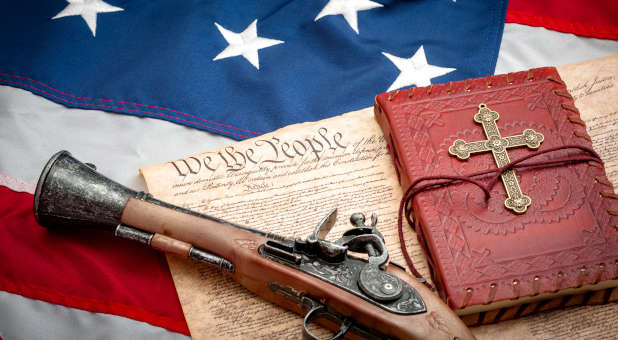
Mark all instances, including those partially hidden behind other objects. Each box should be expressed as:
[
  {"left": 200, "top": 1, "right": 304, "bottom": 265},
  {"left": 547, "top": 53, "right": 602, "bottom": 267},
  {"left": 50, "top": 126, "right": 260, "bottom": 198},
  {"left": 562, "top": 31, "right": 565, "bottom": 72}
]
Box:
[{"left": 455, "top": 278, "right": 618, "bottom": 316}]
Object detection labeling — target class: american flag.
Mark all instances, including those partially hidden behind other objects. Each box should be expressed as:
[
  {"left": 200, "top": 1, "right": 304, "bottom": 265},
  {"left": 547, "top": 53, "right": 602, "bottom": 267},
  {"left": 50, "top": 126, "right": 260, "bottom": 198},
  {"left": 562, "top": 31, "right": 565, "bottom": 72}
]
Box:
[{"left": 0, "top": 0, "right": 617, "bottom": 338}]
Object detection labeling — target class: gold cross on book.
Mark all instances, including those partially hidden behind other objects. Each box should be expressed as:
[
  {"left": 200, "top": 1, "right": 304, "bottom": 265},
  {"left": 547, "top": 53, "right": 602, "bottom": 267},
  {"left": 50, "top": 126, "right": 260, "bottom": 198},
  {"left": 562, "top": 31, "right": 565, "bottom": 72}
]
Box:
[{"left": 448, "top": 104, "right": 544, "bottom": 213}]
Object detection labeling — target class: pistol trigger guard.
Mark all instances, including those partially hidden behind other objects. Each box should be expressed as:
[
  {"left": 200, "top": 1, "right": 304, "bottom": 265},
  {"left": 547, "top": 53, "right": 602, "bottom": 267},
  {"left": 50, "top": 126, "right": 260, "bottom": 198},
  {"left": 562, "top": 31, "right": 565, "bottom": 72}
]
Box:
[{"left": 302, "top": 303, "right": 352, "bottom": 340}]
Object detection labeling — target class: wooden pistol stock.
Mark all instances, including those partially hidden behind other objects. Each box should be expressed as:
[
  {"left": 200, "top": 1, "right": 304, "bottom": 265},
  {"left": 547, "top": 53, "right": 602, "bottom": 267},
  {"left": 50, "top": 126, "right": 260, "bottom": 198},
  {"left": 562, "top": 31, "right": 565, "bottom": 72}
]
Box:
[
  {"left": 34, "top": 151, "right": 474, "bottom": 340},
  {"left": 121, "top": 199, "right": 474, "bottom": 340}
]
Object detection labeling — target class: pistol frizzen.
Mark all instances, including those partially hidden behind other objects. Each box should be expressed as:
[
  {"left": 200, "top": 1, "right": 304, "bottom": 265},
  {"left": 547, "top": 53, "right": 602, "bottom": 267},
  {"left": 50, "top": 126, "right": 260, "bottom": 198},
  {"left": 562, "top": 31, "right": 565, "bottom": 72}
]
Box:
[{"left": 33, "top": 151, "right": 474, "bottom": 340}]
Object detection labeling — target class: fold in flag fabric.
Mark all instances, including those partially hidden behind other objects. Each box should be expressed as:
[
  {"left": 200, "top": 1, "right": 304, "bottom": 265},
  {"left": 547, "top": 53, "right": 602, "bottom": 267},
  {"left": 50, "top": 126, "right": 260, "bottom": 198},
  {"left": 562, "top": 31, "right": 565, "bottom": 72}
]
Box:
[{"left": 0, "top": 0, "right": 507, "bottom": 140}]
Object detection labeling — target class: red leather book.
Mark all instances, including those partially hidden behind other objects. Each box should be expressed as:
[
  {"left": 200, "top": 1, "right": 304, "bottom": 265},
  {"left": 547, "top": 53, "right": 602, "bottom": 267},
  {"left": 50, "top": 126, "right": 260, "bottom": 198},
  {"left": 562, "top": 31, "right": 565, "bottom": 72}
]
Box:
[{"left": 374, "top": 67, "right": 618, "bottom": 317}]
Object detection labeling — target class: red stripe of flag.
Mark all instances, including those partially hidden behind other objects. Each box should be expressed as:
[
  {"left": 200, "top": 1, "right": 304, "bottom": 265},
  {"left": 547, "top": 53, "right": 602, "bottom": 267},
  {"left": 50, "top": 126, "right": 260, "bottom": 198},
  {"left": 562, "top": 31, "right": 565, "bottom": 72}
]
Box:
[
  {"left": 0, "top": 186, "right": 190, "bottom": 335},
  {"left": 506, "top": 0, "right": 618, "bottom": 40}
]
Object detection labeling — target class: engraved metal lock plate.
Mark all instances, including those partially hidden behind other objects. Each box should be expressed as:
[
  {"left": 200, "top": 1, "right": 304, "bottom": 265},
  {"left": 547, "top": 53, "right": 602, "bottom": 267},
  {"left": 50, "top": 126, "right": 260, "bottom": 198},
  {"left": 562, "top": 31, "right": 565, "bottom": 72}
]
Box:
[{"left": 260, "top": 209, "right": 426, "bottom": 315}]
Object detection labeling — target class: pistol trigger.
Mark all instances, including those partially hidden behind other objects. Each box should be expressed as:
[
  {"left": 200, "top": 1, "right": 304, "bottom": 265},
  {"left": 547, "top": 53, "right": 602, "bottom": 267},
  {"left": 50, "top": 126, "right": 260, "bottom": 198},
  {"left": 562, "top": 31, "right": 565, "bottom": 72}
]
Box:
[{"left": 302, "top": 301, "right": 352, "bottom": 340}]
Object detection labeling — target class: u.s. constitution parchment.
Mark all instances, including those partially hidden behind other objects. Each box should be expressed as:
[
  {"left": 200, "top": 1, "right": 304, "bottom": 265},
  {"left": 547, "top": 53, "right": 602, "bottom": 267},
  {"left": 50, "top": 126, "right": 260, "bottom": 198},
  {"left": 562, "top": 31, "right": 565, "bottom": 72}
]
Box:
[
  {"left": 140, "top": 54, "right": 618, "bottom": 340},
  {"left": 140, "top": 107, "right": 430, "bottom": 339}
]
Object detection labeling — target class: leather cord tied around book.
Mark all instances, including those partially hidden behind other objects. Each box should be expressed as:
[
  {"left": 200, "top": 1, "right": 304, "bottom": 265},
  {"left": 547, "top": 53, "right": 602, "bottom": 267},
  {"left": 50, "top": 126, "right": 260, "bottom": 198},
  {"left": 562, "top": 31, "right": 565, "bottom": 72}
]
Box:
[{"left": 397, "top": 144, "right": 606, "bottom": 290}]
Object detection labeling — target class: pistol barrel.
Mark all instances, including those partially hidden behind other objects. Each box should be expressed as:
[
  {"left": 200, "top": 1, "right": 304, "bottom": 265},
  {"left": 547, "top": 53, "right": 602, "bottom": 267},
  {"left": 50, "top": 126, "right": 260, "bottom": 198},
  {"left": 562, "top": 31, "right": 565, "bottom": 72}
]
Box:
[{"left": 34, "top": 150, "right": 287, "bottom": 244}]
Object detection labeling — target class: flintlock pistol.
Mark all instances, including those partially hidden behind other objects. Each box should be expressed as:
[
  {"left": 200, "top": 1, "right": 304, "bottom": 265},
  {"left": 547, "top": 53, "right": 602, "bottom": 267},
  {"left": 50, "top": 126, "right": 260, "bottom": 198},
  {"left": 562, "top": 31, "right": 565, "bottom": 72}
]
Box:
[{"left": 33, "top": 151, "right": 474, "bottom": 340}]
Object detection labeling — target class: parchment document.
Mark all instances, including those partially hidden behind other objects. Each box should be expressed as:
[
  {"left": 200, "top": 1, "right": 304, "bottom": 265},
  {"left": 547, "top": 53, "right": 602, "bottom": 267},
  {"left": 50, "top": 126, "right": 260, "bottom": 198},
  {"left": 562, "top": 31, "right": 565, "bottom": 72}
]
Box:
[
  {"left": 140, "top": 54, "right": 618, "bottom": 339},
  {"left": 141, "top": 108, "right": 430, "bottom": 339},
  {"left": 559, "top": 54, "right": 618, "bottom": 187}
]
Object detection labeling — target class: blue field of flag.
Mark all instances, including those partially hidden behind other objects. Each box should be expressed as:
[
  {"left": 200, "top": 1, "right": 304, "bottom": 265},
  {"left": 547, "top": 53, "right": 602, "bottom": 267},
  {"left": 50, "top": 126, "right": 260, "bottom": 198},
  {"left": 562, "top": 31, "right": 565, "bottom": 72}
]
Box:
[{"left": 0, "top": 0, "right": 507, "bottom": 139}]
